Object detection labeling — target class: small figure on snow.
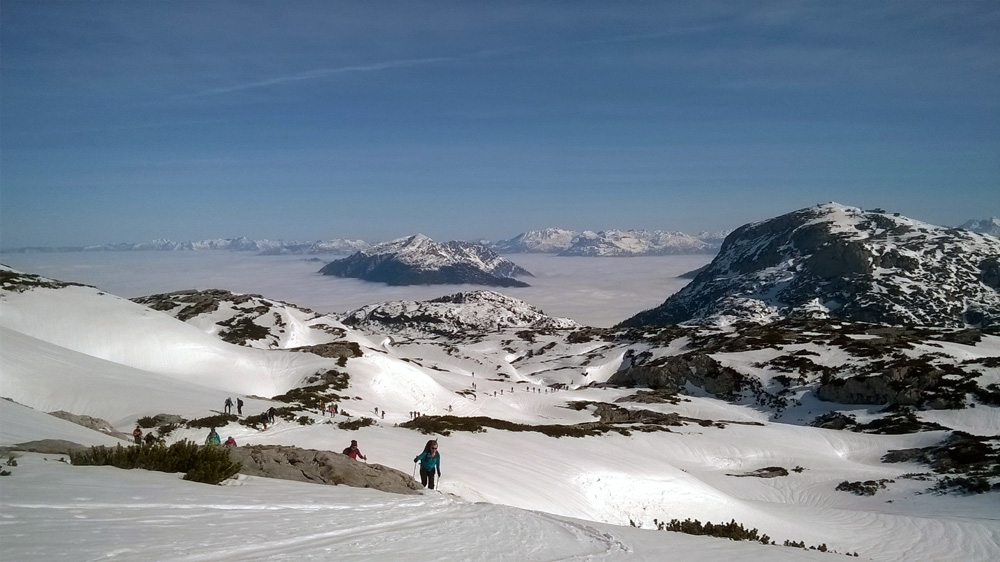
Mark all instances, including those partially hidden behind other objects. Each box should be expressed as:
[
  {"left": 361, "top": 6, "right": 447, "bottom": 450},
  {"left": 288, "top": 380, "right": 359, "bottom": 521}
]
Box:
[
  {"left": 266, "top": 406, "right": 277, "bottom": 424},
  {"left": 342, "top": 440, "right": 366, "bottom": 461},
  {"left": 205, "top": 428, "right": 221, "bottom": 446},
  {"left": 224, "top": 397, "right": 233, "bottom": 414},
  {"left": 132, "top": 425, "right": 143, "bottom": 445},
  {"left": 236, "top": 398, "right": 243, "bottom": 416},
  {"left": 414, "top": 440, "right": 441, "bottom": 490},
  {"left": 224, "top": 436, "right": 237, "bottom": 448}
]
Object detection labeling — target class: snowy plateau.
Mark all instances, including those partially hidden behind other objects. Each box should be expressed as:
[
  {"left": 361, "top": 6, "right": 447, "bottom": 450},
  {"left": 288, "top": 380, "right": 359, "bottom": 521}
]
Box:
[{"left": 1, "top": 203, "right": 999, "bottom": 562}]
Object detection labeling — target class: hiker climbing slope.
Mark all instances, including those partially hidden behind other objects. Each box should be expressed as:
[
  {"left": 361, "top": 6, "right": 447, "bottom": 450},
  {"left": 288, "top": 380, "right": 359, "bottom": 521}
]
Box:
[{"left": 413, "top": 439, "right": 441, "bottom": 490}]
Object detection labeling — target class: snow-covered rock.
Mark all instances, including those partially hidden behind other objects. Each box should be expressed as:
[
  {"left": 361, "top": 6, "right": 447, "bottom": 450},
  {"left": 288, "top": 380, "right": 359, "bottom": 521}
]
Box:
[
  {"left": 131, "top": 289, "right": 351, "bottom": 349},
  {"left": 319, "top": 234, "right": 533, "bottom": 287},
  {"left": 961, "top": 217, "right": 1000, "bottom": 239},
  {"left": 341, "top": 290, "right": 578, "bottom": 335},
  {"left": 561, "top": 229, "right": 714, "bottom": 256},
  {"left": 490, "top": 228, "right": 579, "bottom": 253},
  {"left": 621, "top": 203, "right": 1000, "bottom": 327}
]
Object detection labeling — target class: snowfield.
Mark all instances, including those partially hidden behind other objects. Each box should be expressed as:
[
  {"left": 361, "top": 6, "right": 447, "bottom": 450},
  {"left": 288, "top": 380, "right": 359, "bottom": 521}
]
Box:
[{"left": 1, "top": 255, "right": 999, "bottom": 561}]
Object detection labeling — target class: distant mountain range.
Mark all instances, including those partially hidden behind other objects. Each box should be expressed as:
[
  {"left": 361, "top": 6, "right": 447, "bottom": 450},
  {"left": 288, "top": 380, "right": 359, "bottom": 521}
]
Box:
[
  {"left": 319, "top": 234, "right": 533, "bottom": 287},
  {"left": 961, "top": 217, "right": 1000, "bottom": 238},
  {"left": 2, "top": 237, "right": 370, "bottom": 255},
  {"left": 620, "top": 203, "right": 1000, "bottom": 328},
  {"left": 488, "top": 228, "right": 729, "bottom": 256},
  {"left": 4, "top": 216, "right": 995, "bottom": 257}
]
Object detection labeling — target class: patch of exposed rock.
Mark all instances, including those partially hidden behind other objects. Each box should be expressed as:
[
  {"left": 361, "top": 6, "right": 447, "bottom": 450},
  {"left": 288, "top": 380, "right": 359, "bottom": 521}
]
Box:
[
  {"left": 607, "top": 352, "right": 753, "bottom": 400},
  {"left": 48, "top": 410, "right": 131, "bottom": 441},
  {"left": 227, "top": 445, "right": 421, "bottom": 495},
  {"left": 8, "top": 439, "right": 91, "bottom": 455}
]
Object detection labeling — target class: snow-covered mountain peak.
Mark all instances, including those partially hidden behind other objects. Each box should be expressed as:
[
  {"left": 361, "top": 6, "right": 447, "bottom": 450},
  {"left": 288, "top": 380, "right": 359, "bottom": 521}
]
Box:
[
  {"left": 622, "top": 203, "right": 1000, "bottom": 327},
  {"left": 320, "top": 235, "right": 533, "bottom": 287},
  {"left": 561, "top": 229, "right": 713, "bottom": 257},
  {"left": 961, "top": 217, "right": 1000, "bottom": 238},
  {"left": 490, "top": 228, "right": 579, "bottom": 253}
]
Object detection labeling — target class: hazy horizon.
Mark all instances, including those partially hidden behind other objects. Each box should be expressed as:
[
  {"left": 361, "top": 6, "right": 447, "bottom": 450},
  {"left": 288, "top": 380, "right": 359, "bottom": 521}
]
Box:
[{"left": 0, "top": 252, "right": 714, "bottom": 328}]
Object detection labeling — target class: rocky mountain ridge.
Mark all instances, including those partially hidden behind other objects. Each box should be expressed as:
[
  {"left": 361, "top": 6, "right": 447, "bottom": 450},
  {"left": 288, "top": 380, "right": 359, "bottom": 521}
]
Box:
[
  {"left": 961, "top": 217, "right": 1000, "bottom": 239},
  {"left": 620, "top": 203, "right": 1000, "bottom": 328},
  {"left": 560, "top": 229, "right": 714, "bottom": 256},
  {"left": 132, "top": 289, "right": 349, "bottom": 350},
  {"left": 319, "top": 235, "right": 533, "bottom": 287}
]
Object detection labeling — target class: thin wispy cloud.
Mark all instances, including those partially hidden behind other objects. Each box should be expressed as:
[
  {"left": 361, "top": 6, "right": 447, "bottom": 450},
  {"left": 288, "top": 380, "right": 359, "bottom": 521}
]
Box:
[{"left": 187, "top": 55, "right": 455, "bottom": 97}]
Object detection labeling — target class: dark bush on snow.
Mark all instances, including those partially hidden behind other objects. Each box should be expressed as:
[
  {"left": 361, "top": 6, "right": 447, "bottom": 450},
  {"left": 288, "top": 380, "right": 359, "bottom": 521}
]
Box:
[
  {"left": 338, "top": 417, "right": 376, "bottom": 431},
  {"left": 69, "top": 441, "right": 241, "bottom": 485},
  {"left": 186, "top": 413, "right": 238, "bottom": 429}
]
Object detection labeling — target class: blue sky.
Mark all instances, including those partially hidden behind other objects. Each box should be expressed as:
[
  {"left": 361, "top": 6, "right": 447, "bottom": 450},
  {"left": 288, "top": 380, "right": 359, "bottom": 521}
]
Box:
[{"left": 2, "top": 1, "right": 997, "bottom": 248}]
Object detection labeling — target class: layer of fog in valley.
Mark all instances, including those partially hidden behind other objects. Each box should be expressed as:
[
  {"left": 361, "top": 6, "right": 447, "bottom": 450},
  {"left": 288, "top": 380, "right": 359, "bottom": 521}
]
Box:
[{"left": 0, "top": 251, "right": 713, "bottom": 327}]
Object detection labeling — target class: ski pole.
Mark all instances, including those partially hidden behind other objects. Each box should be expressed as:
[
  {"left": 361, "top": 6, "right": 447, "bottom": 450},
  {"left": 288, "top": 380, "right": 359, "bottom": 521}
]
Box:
[{"left": 412, "top": 462, "right": 417, "bottom": 479}]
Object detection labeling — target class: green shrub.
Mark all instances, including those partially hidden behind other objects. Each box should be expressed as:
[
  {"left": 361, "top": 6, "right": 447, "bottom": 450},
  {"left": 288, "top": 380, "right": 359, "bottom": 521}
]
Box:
[
  {"left": 659, "top": 518, "right": 766, "bottom": 543},
  {"left": 337, "top": 417, "right": 376, "bottom": 431},
  {"left": 186, "top": 414, "right": 238, "bottom": 429},
  {"left": 69, "top": 441, "right": 241, "bottom": 485},
  {"left": 137, "top": 416, "right": 158, "bottom": 429},
  {"left": 157, "top": 422, "right": 180, "bottom": 437}
]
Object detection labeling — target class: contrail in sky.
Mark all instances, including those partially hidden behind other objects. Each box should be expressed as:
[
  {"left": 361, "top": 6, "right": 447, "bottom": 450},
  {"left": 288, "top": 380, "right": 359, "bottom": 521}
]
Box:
[{"left": 190, "top": 55, "right": 456, "bottom": 97}]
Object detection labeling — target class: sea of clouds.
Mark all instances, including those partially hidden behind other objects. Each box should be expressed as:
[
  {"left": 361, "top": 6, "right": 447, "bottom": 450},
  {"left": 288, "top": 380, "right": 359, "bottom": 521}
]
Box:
[{"left": 1, "top": 252, "right": 713, "bottom": 327}]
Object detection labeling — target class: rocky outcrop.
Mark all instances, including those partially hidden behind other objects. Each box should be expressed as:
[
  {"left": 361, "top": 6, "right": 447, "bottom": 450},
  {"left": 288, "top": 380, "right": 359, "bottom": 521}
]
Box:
[
  {"left": 341, "top": 290, "right": 577, "bottom": 335},
  {"left": 816, "top": 363, "right": 959, "bottom": 408},
  {"left": 607, "top": 353, "right": 751, "bottom": 400},
  {"left": 47, "top": 411, "right": 131, "bottom": 441},
  {"left": 227, "top": 445, "right": 422, "bottom": 495},
  {"left": 132, "top": 289, "right": 349, "bottom": 350},
  {"left": 8, "top": 439, "right": 92, "bottom": 455},
  {"left": 620, "top": 203, "right": 1000, "bottom": 328},
  {"left": 320, "top": 235, "right": 532, "bottom": 287}
]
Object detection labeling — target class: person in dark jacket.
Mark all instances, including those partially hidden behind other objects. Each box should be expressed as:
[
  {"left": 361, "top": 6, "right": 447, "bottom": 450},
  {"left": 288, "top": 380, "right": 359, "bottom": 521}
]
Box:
[
  {"left": 414, "top": 439, "right": 441, "bottom": 489},
  {"left": 132, "top": 425, "right": 143, "bottom": 445}
]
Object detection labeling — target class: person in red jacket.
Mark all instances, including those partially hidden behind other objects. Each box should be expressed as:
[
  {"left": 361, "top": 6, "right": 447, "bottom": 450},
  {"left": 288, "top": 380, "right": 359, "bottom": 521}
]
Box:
[{"left": 342, "top": 440, "right": 366, "bottom": 461}]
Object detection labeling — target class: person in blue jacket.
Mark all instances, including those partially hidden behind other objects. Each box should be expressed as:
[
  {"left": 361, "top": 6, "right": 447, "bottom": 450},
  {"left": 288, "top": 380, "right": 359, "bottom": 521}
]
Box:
[{"left": 414, "top": 439, "right": 441, "bottom": 489}]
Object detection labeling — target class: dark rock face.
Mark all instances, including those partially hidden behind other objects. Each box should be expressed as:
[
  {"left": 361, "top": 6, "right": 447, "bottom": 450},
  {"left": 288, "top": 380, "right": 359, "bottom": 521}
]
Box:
[
  {"left": 319, "top": 235, "right": 532, "bottom": 287},
  {"left": 227, "top": 445, "right": 422, "bottom": 495},
  {"left": 620, "top": 203, "right": 1000, "bottom": 328},
  {"left": 607, "top": 353, "right": 751, "bottom": 400},
  {"left": 816, "top": 364, "right": 945, "bottom": 407}
]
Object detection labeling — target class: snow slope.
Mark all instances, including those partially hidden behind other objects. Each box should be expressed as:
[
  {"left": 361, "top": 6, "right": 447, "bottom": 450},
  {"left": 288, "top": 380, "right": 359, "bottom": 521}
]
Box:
[{"left": 2, "top": 264, "right": 999, "bottom": 561}]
